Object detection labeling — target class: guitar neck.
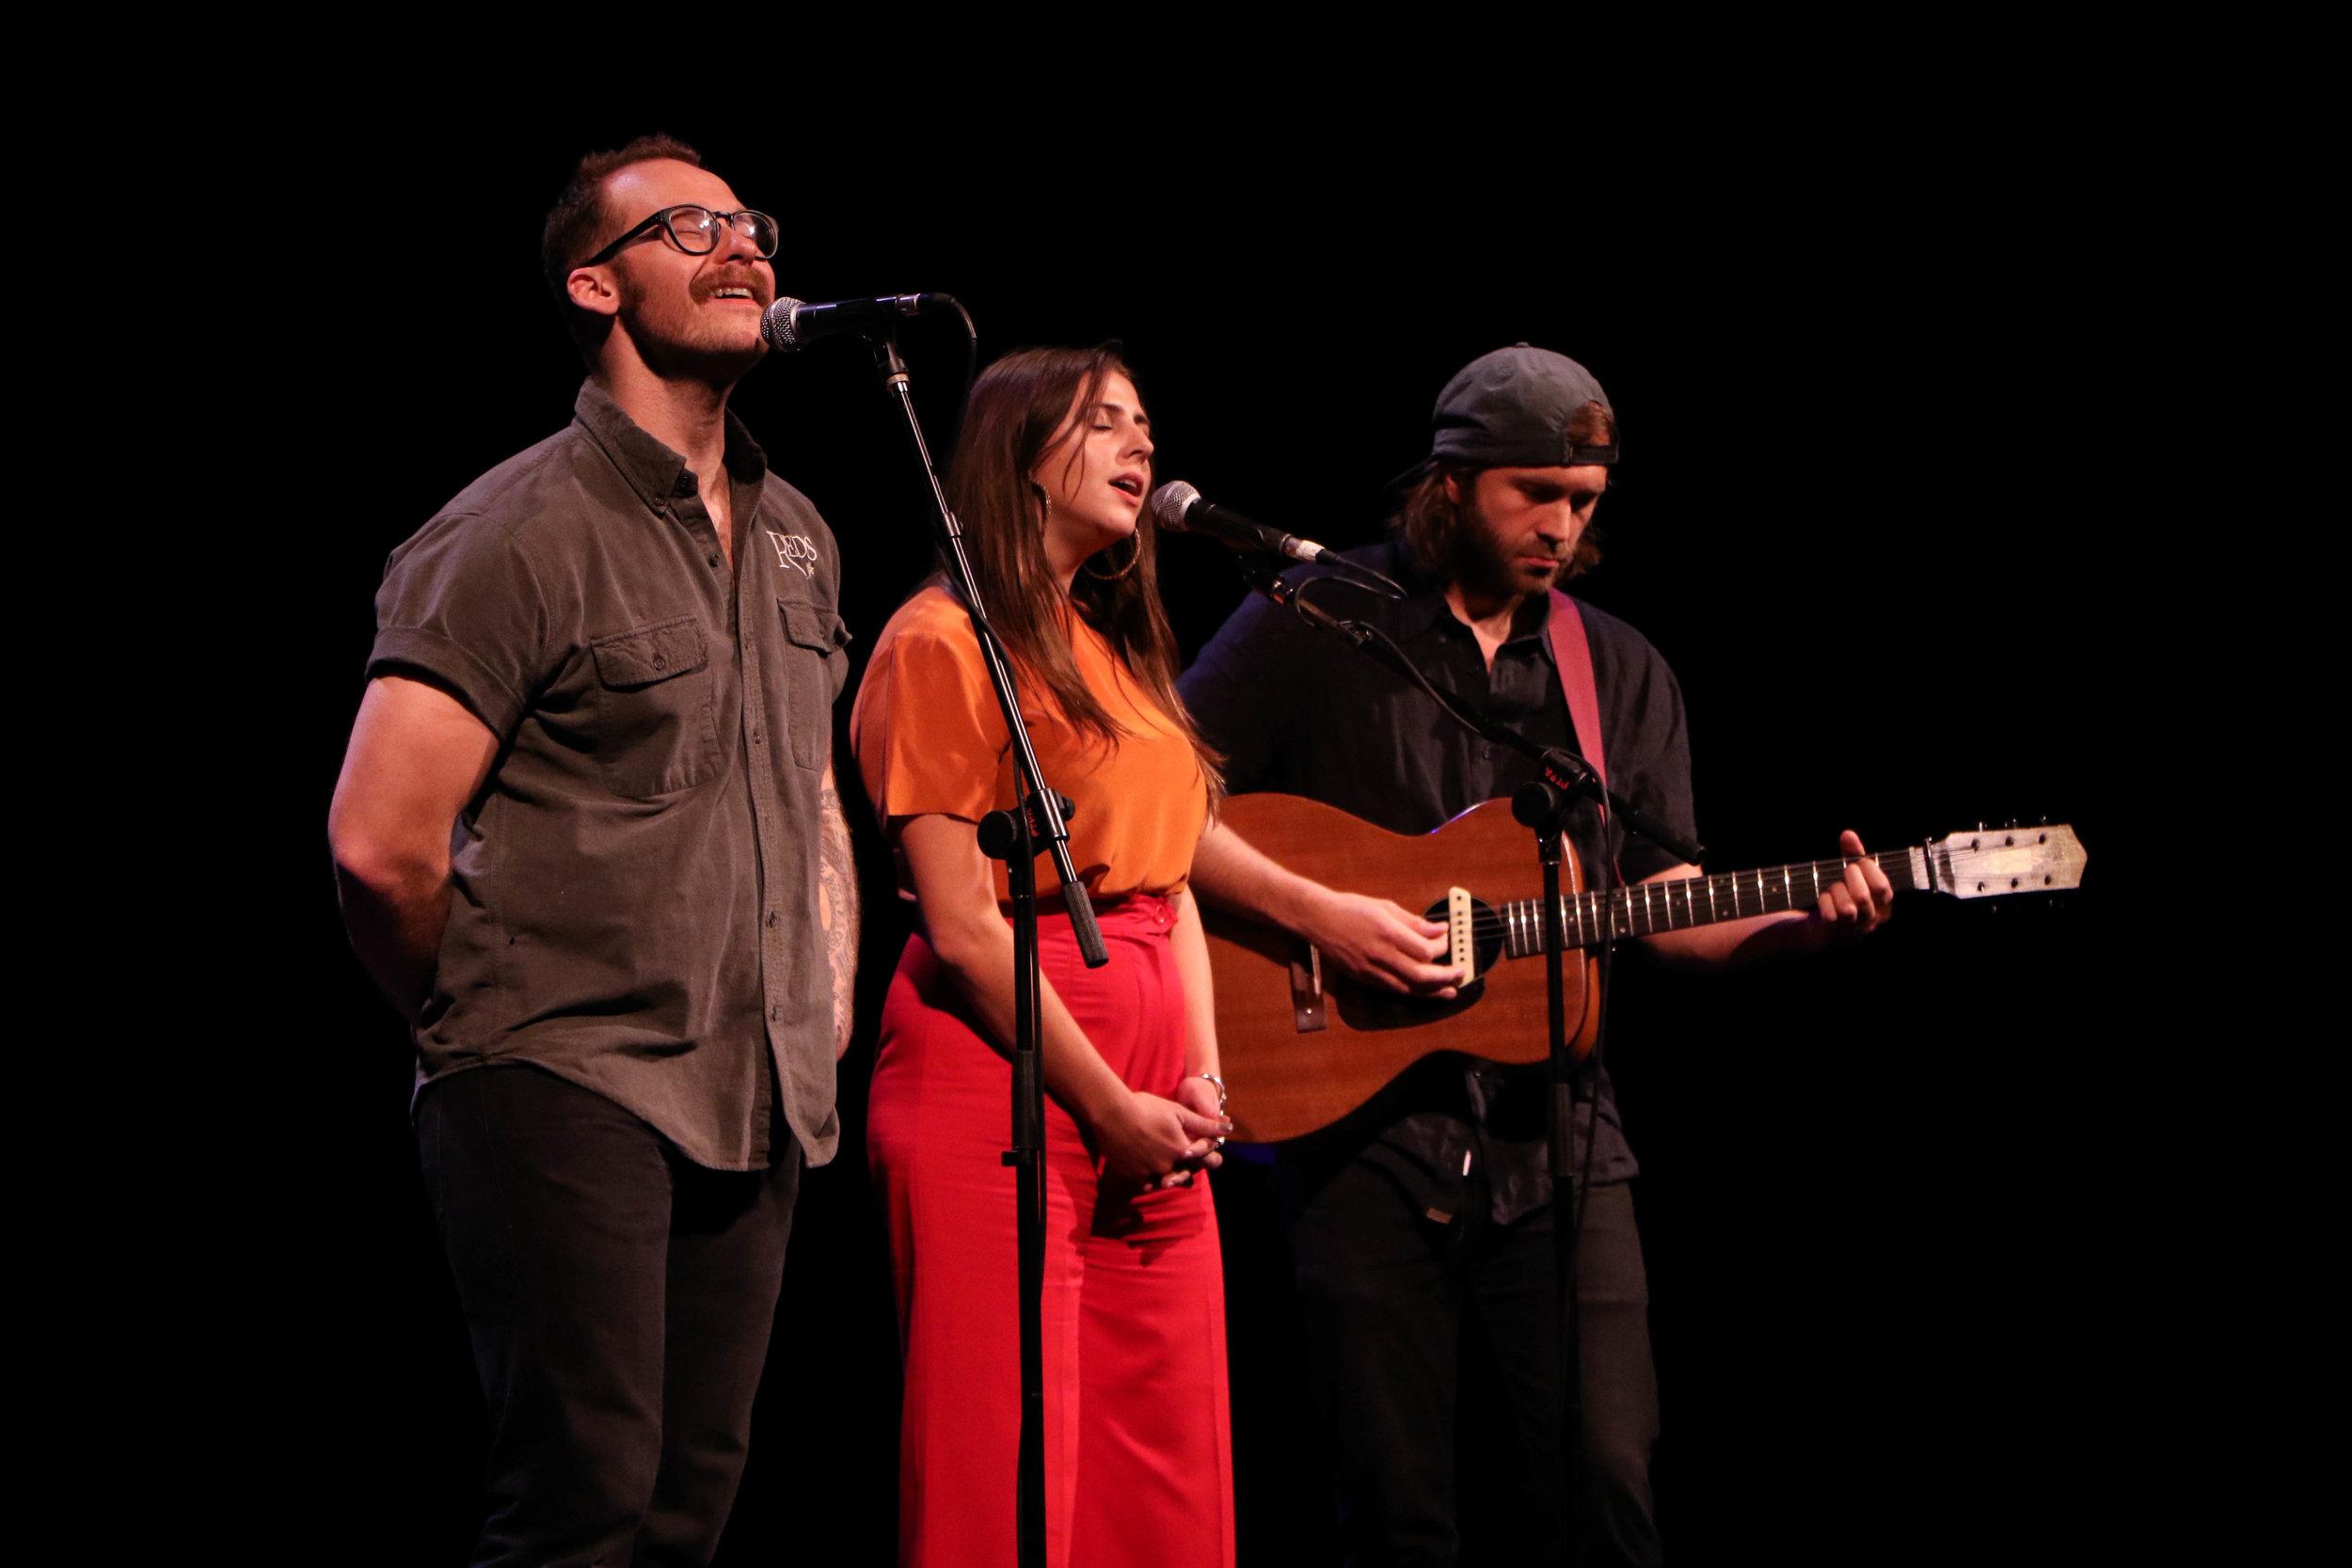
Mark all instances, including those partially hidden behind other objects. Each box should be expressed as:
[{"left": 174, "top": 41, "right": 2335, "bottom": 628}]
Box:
[{"left": 1494, "top": 847, "right": 1934, "bottom": 956}]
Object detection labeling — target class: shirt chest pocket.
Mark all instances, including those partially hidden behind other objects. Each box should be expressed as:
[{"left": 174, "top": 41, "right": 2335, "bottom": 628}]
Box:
[
  {"left": 778, "top": 597, "right": 850, "bottom": 772},
  {"left": 588, "top": 616, "right": 723, "bottom": 797}
]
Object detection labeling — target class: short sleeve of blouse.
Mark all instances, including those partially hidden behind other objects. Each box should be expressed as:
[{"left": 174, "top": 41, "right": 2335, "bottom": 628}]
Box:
[{"left": 850, "top": 593, "right": 1007, "bottom": 827}]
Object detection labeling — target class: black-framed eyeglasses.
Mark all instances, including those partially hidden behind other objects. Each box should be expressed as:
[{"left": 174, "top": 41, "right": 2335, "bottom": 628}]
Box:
[{"left": 580, "top": 205, "right": 779, "bottom": 267}]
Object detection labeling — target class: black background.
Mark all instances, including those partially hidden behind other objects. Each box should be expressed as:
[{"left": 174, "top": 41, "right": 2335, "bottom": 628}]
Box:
[{"left": 273, "top": 103, "right": 2132, "bottom": 1564}]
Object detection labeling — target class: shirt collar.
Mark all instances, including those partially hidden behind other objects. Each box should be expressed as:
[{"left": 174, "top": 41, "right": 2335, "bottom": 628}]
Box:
[
  {"left": 573, "top": 380, "right": 770, "bottom": 513},
  {"left": 1384, "top": 537, "right": 1556, "bottom": 659}
]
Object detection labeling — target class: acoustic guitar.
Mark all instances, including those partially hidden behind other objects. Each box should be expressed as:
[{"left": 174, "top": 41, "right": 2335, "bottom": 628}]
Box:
[{"left": 1200, "top": 793, "right": 2087, "bottom": 1142}]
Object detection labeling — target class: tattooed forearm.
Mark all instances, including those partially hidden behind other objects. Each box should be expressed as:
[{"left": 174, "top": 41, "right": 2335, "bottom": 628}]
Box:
[{"left": 817, "top": 761, "right": 860, "bottom": 1056}]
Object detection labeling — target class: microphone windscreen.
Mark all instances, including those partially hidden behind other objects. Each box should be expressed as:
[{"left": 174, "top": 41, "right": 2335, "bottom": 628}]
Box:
[
  {"left": 760, "top": 297, "right": 807, "bottom": 352},
  {"left": 1148, "top": 481, "right": 1200, "bottom": 530}
]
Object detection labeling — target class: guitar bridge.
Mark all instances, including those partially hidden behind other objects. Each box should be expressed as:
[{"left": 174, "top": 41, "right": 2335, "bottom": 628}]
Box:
[{"left": 1290, "top": 942, "right": 1327, "bottom": 1033}]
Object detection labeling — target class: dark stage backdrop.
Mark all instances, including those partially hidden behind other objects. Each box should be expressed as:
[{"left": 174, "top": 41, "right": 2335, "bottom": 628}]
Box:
[{"left": 282, "top": 116, "right": 2119, "bottom": 1565}]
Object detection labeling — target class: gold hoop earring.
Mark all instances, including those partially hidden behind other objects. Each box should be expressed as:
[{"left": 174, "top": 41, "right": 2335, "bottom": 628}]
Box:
[{"left": 1082, "top": 533, "right": 1142, "bottom": 581}]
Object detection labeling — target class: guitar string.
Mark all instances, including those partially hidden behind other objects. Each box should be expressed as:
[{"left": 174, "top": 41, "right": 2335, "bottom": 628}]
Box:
[{"left": 1442, "top": 846, "right": 2069, "bottom": 945}]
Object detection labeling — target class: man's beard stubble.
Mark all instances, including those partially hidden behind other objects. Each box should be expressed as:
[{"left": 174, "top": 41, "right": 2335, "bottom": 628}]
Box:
[{"left": 1444, "top": 505, "right": 1559, "bottom": 609}]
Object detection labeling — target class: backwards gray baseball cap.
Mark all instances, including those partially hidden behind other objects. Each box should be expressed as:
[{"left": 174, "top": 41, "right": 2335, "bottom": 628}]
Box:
[{"left": 1422, "top": 343, "right": 1619, "bottom": 472}]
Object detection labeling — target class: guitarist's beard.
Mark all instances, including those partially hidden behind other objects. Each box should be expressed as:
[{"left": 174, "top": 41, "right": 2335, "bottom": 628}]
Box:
[{"left": 1445, "top": 509, "right": 1564, "bottom": 611}]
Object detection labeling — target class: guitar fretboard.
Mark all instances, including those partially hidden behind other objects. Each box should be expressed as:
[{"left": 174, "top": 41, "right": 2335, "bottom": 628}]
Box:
[{"left": 1492, "top": 847, "right": 1931, "bottom": 957}]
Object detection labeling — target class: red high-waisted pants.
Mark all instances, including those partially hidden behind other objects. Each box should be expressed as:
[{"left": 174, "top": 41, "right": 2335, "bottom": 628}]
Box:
[{"left": 867, "top": 895, "right": 1235, "bottom": 1568}]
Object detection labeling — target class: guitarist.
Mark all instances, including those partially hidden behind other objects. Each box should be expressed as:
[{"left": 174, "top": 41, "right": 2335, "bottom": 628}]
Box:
[{"left": 1178, "top": 345, "right": 1893, "bottom": 1567}]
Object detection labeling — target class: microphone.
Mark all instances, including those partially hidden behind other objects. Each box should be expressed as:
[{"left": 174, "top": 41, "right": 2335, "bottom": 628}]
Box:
[
  {"left": 1149, "top": 482, "right": 1405, "bottom": 597},
  {"left": 761, "top": 293, "right": 950, "bottom": 351}
]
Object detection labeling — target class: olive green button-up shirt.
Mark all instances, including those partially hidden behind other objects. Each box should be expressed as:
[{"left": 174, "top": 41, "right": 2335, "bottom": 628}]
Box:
[{"left": 370, "top": 381, "right": 850, "bottom": 1169}]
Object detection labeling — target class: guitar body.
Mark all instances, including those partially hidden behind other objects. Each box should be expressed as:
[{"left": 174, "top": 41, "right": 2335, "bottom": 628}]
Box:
[
  {"left": 1204, "top": 794, "right": 1598, "bottom": 1144},
  {"left": 1202, "top": 796, "right": 2089, "bottom": 1144}
]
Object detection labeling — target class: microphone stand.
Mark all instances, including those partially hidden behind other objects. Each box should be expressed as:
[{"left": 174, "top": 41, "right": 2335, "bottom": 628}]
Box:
[
  {"left": 1510, "top": 776, "right": 1616, "bottom": 1564},
  {"left": 868, "top": 327, "right": 1106, "bottom": 1568},
  {"left": 1233, "top": 559, "right": 1696, "bottom": 1565}
]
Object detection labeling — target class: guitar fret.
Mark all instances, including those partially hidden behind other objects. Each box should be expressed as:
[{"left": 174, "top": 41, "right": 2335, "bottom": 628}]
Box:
[{"left": 1486, "top": 847, "right": 1922, "bottom": 964}]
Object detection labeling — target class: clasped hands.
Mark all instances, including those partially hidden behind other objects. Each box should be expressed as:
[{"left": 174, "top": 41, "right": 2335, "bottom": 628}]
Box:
[{"left": 1093, "top": 1074, "right": 1231, "bottom": 1190}]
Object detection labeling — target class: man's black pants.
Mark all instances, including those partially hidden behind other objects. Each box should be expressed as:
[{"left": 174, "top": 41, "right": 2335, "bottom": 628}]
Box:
[
  {"left": 417, "top": 1065, "right": 801, "bottom": 1568},
  {"left": 1288, "top": 1160, "right": 1662, "bottom": 1567}
]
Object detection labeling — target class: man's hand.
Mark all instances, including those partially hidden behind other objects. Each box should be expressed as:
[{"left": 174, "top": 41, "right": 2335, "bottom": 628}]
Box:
[
  {"left": 1642, "top": 830, "right": 1894, "bottom": 969},
  {"left": 1308, "top": 890, "right": 1463, "bottom": 998},
  {"left": 1813, "top": 829, "right": 1895, "bottom": 942},
  {"left": 1190, "top": 819, "right": 1461, "bottom": 998}
]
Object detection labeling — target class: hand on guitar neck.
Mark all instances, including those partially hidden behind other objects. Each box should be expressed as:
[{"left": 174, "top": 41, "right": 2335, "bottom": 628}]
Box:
[{"left": 1642, "top": 828, "right": 1895, "bottom": 970}]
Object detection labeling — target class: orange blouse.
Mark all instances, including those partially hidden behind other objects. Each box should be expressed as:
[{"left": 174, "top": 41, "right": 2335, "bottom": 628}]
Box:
[{"left": 850, "top": 586, "right": 1210, "bottom": 906}]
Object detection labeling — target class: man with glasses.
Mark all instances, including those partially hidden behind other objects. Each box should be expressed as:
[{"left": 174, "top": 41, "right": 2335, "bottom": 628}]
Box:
[{"left": 329, "top": 135, "right": 855, "bottom": 1567}]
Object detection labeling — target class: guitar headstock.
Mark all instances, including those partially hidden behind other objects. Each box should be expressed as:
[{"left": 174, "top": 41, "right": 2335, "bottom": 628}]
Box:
[{"left": 1920, "top": 825, "right": 2088, "bottom": 898}]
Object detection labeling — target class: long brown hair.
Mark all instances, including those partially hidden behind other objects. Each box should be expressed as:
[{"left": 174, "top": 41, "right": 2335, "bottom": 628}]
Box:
[
  {"left": 1393, "top": 401, "right": 1618, "bottom": 583},
  {"left": 944, "top": 344, "right": 1221, "bottom": 796}
]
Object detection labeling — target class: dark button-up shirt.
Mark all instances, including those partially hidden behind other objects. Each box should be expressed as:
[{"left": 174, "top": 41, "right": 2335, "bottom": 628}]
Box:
[
  {"left": 369, "top": 382, "right": 850, "bottom": 1170},
  {"left": 1180, "top": 540, "right": 1696, "bottom": 1223}
]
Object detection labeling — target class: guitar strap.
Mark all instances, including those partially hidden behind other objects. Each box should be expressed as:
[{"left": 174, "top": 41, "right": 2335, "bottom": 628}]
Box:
[{"left": 1543, "top": 590, "right": 1608, "bottom": 804}]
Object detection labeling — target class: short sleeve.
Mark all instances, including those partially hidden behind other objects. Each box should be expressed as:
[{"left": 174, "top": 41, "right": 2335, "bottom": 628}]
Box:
[
  {"left": 368, "top": 514, "right": 551, "bottom": 740},
  {"left": 850, "top": 602, "right": 1008, "bottom": 828}
]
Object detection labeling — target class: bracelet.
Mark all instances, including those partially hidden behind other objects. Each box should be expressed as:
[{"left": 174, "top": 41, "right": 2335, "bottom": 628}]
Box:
[{"left": 1198, "top": 1072, "right": 1228, "bottom": 1114}]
